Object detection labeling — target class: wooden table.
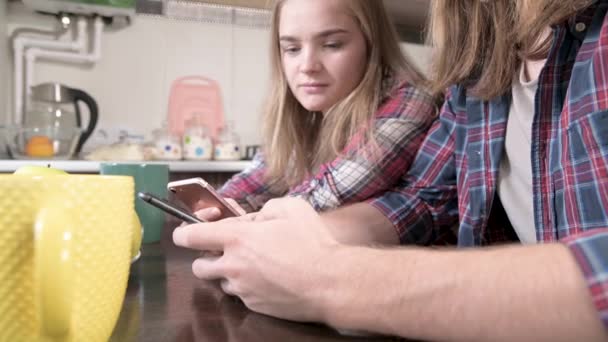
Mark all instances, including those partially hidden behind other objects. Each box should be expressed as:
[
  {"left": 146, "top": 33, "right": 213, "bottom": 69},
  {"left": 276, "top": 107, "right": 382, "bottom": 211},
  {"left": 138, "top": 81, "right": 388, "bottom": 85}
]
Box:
[{"left": 109, "top": 223, "right": 403, "bottom": 341}]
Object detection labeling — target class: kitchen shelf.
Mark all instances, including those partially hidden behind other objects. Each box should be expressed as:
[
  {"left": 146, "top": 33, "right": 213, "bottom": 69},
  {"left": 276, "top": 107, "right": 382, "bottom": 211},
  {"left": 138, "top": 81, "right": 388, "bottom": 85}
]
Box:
[{"left": 0, "top": 159, "right": 252, "bottom": 173}]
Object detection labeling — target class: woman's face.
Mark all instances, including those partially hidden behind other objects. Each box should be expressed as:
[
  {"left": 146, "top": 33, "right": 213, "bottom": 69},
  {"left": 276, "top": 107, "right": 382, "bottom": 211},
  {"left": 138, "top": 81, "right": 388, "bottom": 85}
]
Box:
[{"left": 278, "top": 0, "right": 368, "bottom": 113}]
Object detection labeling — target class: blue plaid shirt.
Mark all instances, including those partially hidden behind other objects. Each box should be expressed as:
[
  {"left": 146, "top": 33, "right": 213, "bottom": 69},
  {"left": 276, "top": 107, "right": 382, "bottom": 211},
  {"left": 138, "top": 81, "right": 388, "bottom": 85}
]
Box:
[{"left": 371, "top": 1, "right": 608, "bottom": 327}]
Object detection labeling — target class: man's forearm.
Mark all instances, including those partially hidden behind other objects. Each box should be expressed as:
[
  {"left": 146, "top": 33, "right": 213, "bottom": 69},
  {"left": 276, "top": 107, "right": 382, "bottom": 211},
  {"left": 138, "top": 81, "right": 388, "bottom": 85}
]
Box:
[
  {"left": 321, "top": 203, "right": 399, "bottom": 246},
  {"left": 322, "top": 244, "right": 606, "bottom": 341}
]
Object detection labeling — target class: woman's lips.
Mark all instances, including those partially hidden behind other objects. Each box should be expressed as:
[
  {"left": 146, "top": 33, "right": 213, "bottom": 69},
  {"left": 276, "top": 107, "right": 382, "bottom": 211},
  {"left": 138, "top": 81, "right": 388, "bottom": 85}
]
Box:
[{"left": 300, "top": 83, "right": 328, "bottom": 94}]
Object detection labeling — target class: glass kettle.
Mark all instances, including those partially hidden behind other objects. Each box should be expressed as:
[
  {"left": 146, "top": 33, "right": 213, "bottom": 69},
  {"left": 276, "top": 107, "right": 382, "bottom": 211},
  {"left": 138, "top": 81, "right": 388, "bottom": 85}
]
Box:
[{"left": 24, "top": 83, "right": 99, "bottom": 155}]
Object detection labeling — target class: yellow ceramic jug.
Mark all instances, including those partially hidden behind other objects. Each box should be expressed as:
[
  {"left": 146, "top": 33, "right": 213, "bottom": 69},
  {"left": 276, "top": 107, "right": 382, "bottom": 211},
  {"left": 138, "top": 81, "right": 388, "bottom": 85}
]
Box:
[{"left": 0, "top": 174, "right": 140, "bottom": 342}]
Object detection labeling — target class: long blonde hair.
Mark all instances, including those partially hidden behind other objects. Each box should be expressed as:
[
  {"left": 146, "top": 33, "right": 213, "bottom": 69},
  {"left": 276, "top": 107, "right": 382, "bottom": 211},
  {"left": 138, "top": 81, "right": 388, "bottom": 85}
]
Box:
[
  {"left": 263, "top": 0, "right": 426, "bottom": 190},
  {"left": 428, "top": 0, "right": 594, "bottom": 100}
]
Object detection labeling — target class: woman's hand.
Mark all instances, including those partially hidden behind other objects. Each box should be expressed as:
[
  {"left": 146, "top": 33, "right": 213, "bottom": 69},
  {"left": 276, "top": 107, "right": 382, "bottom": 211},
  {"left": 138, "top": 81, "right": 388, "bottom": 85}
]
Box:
[{"left": 193, "top": 198, "right": 246, "bottom": 222}]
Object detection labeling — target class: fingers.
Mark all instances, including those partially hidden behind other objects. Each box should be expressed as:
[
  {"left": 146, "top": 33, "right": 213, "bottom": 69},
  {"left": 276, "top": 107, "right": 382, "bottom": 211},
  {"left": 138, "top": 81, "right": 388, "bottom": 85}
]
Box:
[
  {"left": 200, "top": 250, "right": 223, "bottom": 257},
  {"left": 194, "top": 207, "right": 222, "bottom": 222},
  {"left": 173, "top": 222, "right": 237, "bottom": 251},
  {"left": 192, "top": 256, "right": 240, "bottom": 297},
  {"left": 193, "top": 199, "right": 245, "bottom": 221},
  {"left": 192, "top": 255, "right": 225, "bottom": 280},
  {"left": 220, "top": 279, "right": 238, "bottom": 297}
]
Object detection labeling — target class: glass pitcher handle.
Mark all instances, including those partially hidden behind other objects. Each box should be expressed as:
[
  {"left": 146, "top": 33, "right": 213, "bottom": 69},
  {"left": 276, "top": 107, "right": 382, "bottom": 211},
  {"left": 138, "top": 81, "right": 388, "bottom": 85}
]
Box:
[{"left": 71, "top": 89, "right": 99, "bottom": 154}]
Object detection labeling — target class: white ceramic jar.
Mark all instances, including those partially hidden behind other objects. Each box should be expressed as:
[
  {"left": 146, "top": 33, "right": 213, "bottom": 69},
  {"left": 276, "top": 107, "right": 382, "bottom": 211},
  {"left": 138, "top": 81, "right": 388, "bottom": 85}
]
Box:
[
  {"left": 183, "top": 133, "right": 213, "bottom": 160},
  {"left": 214, "top": 121, "right": 241, "bottom": 161},
  {"left": 151, "top": 122, "right": 182, "bottom": 160}
]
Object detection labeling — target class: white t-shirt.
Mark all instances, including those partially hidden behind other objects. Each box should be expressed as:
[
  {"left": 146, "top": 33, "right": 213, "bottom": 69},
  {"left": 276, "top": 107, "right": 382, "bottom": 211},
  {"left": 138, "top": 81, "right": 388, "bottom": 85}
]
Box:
[{"left": 497, "top": 58, "right": 546, "bottom": 244}]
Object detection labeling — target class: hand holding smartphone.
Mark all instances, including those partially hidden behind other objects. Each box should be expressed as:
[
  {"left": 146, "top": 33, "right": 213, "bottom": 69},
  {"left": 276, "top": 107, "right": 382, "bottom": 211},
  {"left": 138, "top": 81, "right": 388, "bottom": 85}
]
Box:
[{"left": 167, "top": 177, "right": 242, "bottom": 220}]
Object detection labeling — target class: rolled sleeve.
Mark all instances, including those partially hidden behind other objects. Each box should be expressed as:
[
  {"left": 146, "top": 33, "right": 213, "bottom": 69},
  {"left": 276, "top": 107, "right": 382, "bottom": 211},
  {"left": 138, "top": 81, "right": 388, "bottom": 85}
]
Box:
[
  {"left": 367, "top": 91, "right": 462, "bottom": 246},
  {"left": 369, "top": 183, "right": 458, "bottom": 246},
  {"left": 369, "top": 188, "right": 436, "bottom": 244},
  {"left": 562, "top": 229, "right": 608, "bottom": 328}
]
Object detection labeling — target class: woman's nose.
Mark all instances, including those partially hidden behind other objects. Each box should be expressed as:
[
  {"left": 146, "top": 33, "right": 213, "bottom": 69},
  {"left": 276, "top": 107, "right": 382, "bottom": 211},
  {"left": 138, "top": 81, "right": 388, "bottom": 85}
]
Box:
[{"left": 300, "top": 49, "right": 322, "bottom": 73}]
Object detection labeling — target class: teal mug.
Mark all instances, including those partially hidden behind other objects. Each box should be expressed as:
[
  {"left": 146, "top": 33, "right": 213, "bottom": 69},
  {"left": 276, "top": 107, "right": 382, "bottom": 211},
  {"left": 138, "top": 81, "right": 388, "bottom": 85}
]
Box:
[{"left": 99, "top": 163, "right": 169, "bottom": 243}]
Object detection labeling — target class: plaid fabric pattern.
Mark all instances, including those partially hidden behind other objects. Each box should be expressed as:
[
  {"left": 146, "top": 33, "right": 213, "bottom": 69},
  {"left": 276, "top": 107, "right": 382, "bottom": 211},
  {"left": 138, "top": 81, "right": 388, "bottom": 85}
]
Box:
[
  {"left": 371, "top": 2, "right": 608, "bottom": 327},
  {"left": 218, "top": 153, "right": 280, "bottom": 213},
  {"left": 219, "top": 81, "right": 437, "bottom": 212}
]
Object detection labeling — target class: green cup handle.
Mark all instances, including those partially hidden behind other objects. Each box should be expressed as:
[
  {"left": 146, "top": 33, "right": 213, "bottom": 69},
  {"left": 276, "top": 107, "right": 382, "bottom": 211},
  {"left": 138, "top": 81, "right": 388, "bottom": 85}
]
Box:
[
  {"left": 131, "top": 210, "right": 143, "bottom": 262},
  {"left": 34, "top": 201, "right": 74, "bottom": 339}
]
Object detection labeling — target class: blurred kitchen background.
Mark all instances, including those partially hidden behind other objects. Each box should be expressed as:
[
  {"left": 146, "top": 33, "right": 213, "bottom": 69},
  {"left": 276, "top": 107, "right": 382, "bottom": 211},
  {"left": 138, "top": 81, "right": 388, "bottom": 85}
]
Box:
[{"left": 0, "top": 0, "right": 431, "bottom": 171}]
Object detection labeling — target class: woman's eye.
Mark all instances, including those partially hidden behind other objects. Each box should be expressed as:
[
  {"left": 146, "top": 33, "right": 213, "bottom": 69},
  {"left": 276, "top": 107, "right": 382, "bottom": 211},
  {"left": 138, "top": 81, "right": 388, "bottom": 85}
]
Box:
[
  {"left": 324, "top": 42, "right": 343, "bottom": 49},
  {"left": 282, "top": 46, "right": 300, "bottom": 54}
]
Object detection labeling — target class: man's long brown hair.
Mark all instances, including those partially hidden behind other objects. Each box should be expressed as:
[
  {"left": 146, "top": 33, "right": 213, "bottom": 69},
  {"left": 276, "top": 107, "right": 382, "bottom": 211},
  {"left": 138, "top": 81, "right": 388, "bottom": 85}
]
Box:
[
  {"left": 428, "top": 0, "right": 594, "bottom": 100},
  {"left": 262, "top": 0, "right": 427, "bottom": 191}
]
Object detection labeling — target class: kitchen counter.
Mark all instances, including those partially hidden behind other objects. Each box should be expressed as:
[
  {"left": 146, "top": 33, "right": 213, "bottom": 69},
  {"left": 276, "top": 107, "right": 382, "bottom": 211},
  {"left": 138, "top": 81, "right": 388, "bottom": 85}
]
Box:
[{"left": 0, "top": 159, "right": 252, "bottom": 173}]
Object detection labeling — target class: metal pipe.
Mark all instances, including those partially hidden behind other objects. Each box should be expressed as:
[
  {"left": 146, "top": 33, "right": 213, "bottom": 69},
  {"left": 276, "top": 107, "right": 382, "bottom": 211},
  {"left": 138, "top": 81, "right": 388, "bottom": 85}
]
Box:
[
  {"left": 12, "top": 16, "right": 86, "bottom": 124},
  {"left": 24, "top": 17, "right": 104, "bottom": 112}
]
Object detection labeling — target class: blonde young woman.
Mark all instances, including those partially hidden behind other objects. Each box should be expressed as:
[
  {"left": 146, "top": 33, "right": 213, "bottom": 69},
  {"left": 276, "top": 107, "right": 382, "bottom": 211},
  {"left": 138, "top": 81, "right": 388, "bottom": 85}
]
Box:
[
  {"left": 197, "top": 0, "right": 436, "bottom": 219},
  {"left": 175, "top": 0, "right": 608, "bottom": 340}
]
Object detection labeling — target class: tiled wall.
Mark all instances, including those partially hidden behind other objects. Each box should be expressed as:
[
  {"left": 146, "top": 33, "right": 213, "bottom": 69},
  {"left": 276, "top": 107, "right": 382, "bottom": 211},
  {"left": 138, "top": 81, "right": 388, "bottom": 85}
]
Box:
[{"left": 3, "top": 2, "right": 431, "bottom": 151}]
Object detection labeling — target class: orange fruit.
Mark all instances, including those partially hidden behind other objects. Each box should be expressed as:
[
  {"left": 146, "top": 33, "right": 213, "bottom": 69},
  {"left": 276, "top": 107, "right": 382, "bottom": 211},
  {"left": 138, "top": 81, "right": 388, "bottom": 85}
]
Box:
[{"left": 25, "top": 135, "right": 55, "bottom": 157}]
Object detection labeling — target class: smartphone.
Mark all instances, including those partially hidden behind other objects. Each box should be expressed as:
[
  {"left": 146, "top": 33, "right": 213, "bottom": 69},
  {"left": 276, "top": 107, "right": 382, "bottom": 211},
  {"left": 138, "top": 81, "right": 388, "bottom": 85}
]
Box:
[
  {"left": 137, "top": 192, "right": 204, "bottom": 224},
  {"left": 167, "top": 177, "right": 241, "bottom": 219}
]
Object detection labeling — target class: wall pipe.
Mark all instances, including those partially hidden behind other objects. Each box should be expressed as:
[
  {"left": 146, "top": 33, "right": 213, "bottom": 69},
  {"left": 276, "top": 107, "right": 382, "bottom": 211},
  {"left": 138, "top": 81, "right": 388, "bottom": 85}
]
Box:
[{"left": 12, "top": 16, "right": 87, "bottom": 124}]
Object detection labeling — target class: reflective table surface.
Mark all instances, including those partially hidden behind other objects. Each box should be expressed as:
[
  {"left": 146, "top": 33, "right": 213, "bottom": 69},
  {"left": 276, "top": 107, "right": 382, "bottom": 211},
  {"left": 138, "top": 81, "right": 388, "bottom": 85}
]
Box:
[{"left": 110, "top": 223, "right": 402, "bottom": 341}]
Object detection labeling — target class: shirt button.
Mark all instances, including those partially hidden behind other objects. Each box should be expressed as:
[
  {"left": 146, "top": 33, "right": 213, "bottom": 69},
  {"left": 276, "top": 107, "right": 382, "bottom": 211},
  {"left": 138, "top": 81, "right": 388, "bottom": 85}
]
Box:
[{"left": 575, "top": 22, "right": 586, "bottom": 32}]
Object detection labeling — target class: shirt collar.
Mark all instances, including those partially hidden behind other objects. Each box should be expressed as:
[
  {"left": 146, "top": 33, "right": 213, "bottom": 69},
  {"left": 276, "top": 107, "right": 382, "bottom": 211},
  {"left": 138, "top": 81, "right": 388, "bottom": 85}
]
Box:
[{"left": 561, "top": 0, "right": 602, "bottom": 41}]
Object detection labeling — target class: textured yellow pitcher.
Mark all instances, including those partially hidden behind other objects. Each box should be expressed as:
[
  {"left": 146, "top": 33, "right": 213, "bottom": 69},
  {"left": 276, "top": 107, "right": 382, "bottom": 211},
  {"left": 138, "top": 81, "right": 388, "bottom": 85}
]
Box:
[{"left": 0, "top": 174, "right": 141, "bottom": 342}]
